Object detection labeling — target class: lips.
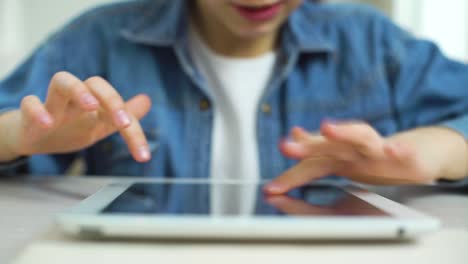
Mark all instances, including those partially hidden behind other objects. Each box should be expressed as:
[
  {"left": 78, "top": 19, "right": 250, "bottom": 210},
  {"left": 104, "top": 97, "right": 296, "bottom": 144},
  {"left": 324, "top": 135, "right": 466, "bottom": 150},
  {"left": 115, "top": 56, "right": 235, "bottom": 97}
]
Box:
[{"left": 232, "top": 1, "right": 284, "bottom": 22}]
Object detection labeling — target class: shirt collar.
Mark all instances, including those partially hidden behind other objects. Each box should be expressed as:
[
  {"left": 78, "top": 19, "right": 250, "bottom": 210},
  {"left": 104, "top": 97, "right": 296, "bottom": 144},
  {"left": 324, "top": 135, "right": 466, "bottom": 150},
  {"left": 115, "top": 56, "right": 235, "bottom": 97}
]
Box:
[
  {"left": 285, "top": 4, "right": 336, "bottom": 54},
  {"left": 120, "top": 0, "right": 187, "bottom": 46},
  {"left": 120, "top": 0, "right": 335, "bottom": 54}
]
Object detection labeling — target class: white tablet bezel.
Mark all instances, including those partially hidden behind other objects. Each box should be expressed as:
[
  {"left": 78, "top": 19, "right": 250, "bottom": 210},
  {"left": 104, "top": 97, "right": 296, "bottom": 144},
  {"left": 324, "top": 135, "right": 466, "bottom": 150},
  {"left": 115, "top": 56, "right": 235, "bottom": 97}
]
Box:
[{"left": 56, "top": 180, "right": 440, "bottom": 240}]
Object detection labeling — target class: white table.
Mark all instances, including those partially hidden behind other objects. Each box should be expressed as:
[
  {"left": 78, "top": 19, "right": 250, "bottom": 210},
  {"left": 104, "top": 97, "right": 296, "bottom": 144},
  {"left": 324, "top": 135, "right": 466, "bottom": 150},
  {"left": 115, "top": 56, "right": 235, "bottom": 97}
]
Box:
[{"left": 1, "top": 176, "right": 467, "bottom": 264}]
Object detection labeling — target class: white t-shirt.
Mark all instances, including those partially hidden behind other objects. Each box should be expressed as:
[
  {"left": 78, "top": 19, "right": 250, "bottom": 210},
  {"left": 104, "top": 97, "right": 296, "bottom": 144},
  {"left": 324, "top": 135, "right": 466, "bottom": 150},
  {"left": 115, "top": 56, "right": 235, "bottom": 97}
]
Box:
[{"left": 188, "top": 28, "right": 277, "bottom": 214}]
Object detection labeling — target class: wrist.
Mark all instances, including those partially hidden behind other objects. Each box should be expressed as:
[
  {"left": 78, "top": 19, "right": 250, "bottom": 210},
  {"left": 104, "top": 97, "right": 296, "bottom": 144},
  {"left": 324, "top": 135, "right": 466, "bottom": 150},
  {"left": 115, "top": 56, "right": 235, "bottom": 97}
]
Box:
[
  {"left": 0, "top": 110, "right": 24, "bottom": 161},
  {"left": 389, "top": 126, "right": 468, "bottom": 181},
  {"left": 435, "top": 127, "right": 468, "bottom": 181}
]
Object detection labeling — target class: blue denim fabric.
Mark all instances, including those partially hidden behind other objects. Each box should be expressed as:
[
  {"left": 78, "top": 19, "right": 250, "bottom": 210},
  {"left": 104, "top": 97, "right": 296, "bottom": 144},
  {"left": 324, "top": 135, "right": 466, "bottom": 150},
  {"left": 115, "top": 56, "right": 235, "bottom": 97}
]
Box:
[{"left": 1, "top": 1, "right": 468, "bottom": 184}]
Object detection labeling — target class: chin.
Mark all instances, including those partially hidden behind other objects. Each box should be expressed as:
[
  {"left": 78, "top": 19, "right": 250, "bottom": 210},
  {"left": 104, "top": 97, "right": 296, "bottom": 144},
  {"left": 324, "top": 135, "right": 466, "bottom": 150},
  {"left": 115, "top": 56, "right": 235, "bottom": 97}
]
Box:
[{"left": 234, "top": 24, "right": 279, "bottom": 39}]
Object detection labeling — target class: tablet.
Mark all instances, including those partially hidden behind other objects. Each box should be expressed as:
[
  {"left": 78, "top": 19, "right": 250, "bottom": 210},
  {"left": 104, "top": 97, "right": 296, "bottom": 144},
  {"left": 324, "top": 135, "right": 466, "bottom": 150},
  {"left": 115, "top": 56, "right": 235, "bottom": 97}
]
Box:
[{"left": 56, "top": 181, "right": 440, "bottom": 240}]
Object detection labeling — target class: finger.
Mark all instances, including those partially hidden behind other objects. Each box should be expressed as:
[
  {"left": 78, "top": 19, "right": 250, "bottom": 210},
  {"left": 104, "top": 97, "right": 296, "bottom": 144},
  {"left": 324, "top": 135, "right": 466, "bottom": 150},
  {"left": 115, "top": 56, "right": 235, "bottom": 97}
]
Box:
[
  {"left": 119, "top": 115, "right": 151, "bottom": 163},
  {"left": 125, "top": 94, "right": 152, "bottom": 120},
  {"left": 264, "top": 157, "right": 337, "bottom": 194},
  {"left": 93, "top": 94, "right": 152, "bottom": 136},
  {"left": 122, "top": 94, "right": 152, "bottom": 162},
  {"left": 280, "top": 127, "right": 326, "bottom": 159},
  {"left": 278, "top": 138, "right": 310, "bottom": 159},
  {"left": 281, "top": 127, "right": 359, "bottom": 161},
  {"left": 62, "top": 103, "right": 93, "bottom": 124},
  {"left": 45, "top": 72, "right": 99, "bottom": 119},
  {"left": 21, "top": 95, "right": 54, "bottom": 129},
  {"left": 92, "top": 94, "right": 152, "bottom": 162},
  {"left": 290, "top": 126, "right": 311, "bottom": 142},
  {"left": 84, "top": 76, "right": 132, "bottom": 129},
  {"left": 266, "top": 195, "right": 329, "bottom": 215},
  {"left": 280, "top": 138, "right": 357, "bottom": 161},
  {"left": 320, "top": 121, "right": 385, "bottom": 159}
]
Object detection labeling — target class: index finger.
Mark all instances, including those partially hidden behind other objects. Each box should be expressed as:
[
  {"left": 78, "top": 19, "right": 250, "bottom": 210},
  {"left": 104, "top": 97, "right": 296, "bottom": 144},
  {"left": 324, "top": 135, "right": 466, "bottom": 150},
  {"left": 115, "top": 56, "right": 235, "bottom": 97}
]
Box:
[
  {"left": 95, "top": 94, "right": 153, "bottom": 163},
  {"left": 119, "top": 114, "right": 151, "bottom": 163},
  {"left": 84, "top": 77, "right": 151, "bottom": 162},
  {"left": 320, "top": 121, "right": 385, "bottom": 159},
  {"left": 84, "top": 76, "right": 132, "bottom": 129},
  {"left": 263, "top": 156, "right": 337, "bottom": 194},
  {"left": 280, "top": 127, "right": 358, "bottom": 161}
]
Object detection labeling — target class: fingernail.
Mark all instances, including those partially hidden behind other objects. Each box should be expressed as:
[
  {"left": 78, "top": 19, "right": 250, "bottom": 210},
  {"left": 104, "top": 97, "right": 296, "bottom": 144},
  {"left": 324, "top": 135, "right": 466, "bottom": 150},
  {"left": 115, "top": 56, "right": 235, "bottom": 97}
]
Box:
[
  {"left": 325, "top": 122, "right": 338, "bottom": 129},
  {"left": 115, "top": 110, "right": 131, "bottom": 127},
  {"left": 263, "top": 182, "right": 286, "bottom": 194},
  {"left": 321, "top": 121, "right": 339, "bottom": 137},
  {"left": 81, "top": 93, "right": 99, "bottom": 107},
  {"left": 283, "top": 139, "right": 307, "bottom": 154},
  {"left": 137, "top": 146, "right": 151, "bottom": 161},
  {"left": 39, "top": 114, "right": 53, "bottom": 127}
]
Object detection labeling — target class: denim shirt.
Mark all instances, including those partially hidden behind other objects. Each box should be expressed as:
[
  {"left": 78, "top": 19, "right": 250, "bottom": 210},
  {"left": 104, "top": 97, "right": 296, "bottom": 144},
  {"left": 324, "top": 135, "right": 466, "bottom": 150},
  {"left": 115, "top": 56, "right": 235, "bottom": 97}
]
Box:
[{"left": 1, "top": 0, "right": 468, "bottom": 185}]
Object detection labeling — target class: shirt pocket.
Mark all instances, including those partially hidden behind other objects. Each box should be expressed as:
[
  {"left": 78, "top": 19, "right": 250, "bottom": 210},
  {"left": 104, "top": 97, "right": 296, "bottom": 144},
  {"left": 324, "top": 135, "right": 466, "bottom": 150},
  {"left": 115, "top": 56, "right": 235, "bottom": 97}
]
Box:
[
  {"left": 321, "top": 65, "right": 396, "bottom": 135},
  {"left": 294, "top": 64, "right": 396, "bottom": 135}
]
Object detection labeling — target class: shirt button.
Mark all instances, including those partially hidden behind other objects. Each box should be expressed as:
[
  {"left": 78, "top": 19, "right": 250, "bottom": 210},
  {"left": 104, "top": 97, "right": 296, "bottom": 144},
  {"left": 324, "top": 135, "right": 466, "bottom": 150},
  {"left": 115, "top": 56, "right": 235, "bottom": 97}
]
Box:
[
  {"left": 261, "top": 103, "right": 272, "bottom": 114},
  {"left": 199, "top": 99, "right": 211, "bottom": 111}
]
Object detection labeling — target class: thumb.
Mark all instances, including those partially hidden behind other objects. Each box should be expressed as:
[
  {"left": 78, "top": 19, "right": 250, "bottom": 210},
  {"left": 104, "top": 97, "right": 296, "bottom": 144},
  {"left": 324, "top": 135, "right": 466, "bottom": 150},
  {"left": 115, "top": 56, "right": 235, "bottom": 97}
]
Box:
[{"left": 125, "top": 94, "right": 152, "bottom": 120}]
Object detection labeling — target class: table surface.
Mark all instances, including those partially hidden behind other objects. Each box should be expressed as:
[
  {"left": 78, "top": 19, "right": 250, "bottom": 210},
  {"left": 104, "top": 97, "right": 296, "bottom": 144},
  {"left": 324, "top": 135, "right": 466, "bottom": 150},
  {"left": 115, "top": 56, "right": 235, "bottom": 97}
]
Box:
[{"left": 1, "top": 176, "right": 467, "bottom": 264}]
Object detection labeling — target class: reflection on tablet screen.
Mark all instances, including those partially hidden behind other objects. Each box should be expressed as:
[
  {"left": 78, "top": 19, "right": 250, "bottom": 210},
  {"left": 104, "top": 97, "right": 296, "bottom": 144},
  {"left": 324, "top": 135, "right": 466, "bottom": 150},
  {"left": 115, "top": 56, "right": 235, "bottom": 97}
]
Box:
[{"left": 101, "top": 183, "right": 389, "bottom": 217}]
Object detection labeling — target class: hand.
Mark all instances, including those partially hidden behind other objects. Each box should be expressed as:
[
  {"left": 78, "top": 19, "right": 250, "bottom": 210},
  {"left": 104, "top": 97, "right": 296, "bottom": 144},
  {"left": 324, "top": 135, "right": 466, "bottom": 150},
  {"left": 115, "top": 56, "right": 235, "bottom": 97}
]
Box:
[
  {"left": 0, "top": 72, "right": 152, "bottom": 162},
  {"left": 264, "top": 121, "right": 468, "bottom": 194}
]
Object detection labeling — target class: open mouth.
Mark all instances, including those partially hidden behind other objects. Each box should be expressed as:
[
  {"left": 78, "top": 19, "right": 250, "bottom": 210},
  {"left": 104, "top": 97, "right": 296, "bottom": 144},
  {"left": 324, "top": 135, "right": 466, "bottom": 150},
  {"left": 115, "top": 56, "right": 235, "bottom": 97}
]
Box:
[{"left": 232, "top": 1, "right": 285, "bottom": 22}]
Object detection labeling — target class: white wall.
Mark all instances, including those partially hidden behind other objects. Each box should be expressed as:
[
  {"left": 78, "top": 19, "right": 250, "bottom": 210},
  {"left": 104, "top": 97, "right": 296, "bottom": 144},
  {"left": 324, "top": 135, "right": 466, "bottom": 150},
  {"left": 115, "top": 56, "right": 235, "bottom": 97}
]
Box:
[
  {"left": 332, "top": 0, "right": 468, "bottom": 62},
  {"left": 0, "top": 0, "right": 116, "bottom": 78},
  {"left": 0, "top": 0, "right": 24, "bottom": 78},
  {"left": 394, "top": 0, "right": 468, "bottom": 62}
]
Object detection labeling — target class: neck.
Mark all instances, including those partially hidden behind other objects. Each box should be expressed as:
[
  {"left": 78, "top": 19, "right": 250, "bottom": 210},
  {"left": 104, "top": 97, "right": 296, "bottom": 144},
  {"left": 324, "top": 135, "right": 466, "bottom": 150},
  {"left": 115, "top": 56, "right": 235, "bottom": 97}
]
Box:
[{"left": 191, "top": 10, "right": 278, "bottom": 58}]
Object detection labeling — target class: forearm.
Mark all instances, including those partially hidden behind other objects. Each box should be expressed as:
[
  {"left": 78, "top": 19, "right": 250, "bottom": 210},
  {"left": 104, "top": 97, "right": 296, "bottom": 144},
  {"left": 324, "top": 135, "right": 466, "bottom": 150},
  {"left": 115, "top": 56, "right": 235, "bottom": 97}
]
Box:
[
  {"left": 0, "top": 110, "right": 22, "bottom": 162},
  {"left": 387, "top": 126, "right": 468, "bottom": 181}
]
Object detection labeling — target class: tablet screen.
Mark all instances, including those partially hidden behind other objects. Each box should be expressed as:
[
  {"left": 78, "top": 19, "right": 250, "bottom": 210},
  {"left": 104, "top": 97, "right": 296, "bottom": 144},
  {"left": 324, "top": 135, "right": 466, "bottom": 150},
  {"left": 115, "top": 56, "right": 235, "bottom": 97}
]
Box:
[{"left": 101, "top": 183, "right": 389, "bottom": 217}]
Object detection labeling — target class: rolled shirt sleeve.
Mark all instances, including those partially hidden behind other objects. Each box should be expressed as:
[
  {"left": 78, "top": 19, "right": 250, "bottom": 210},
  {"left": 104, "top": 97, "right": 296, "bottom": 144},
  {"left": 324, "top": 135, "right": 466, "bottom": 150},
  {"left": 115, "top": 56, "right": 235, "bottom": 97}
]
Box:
[
  {"left": 0, "top": 33, "right": 78, "bottom": 176},
  {"left": 436, "top": 116, "right": 468, "bottom": 187},
  {"left": 377, "top": 12, "right": 468, "bottom": 186},
  {"left": 0, "top": 108, "right": 29, "bottom": 174}
]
